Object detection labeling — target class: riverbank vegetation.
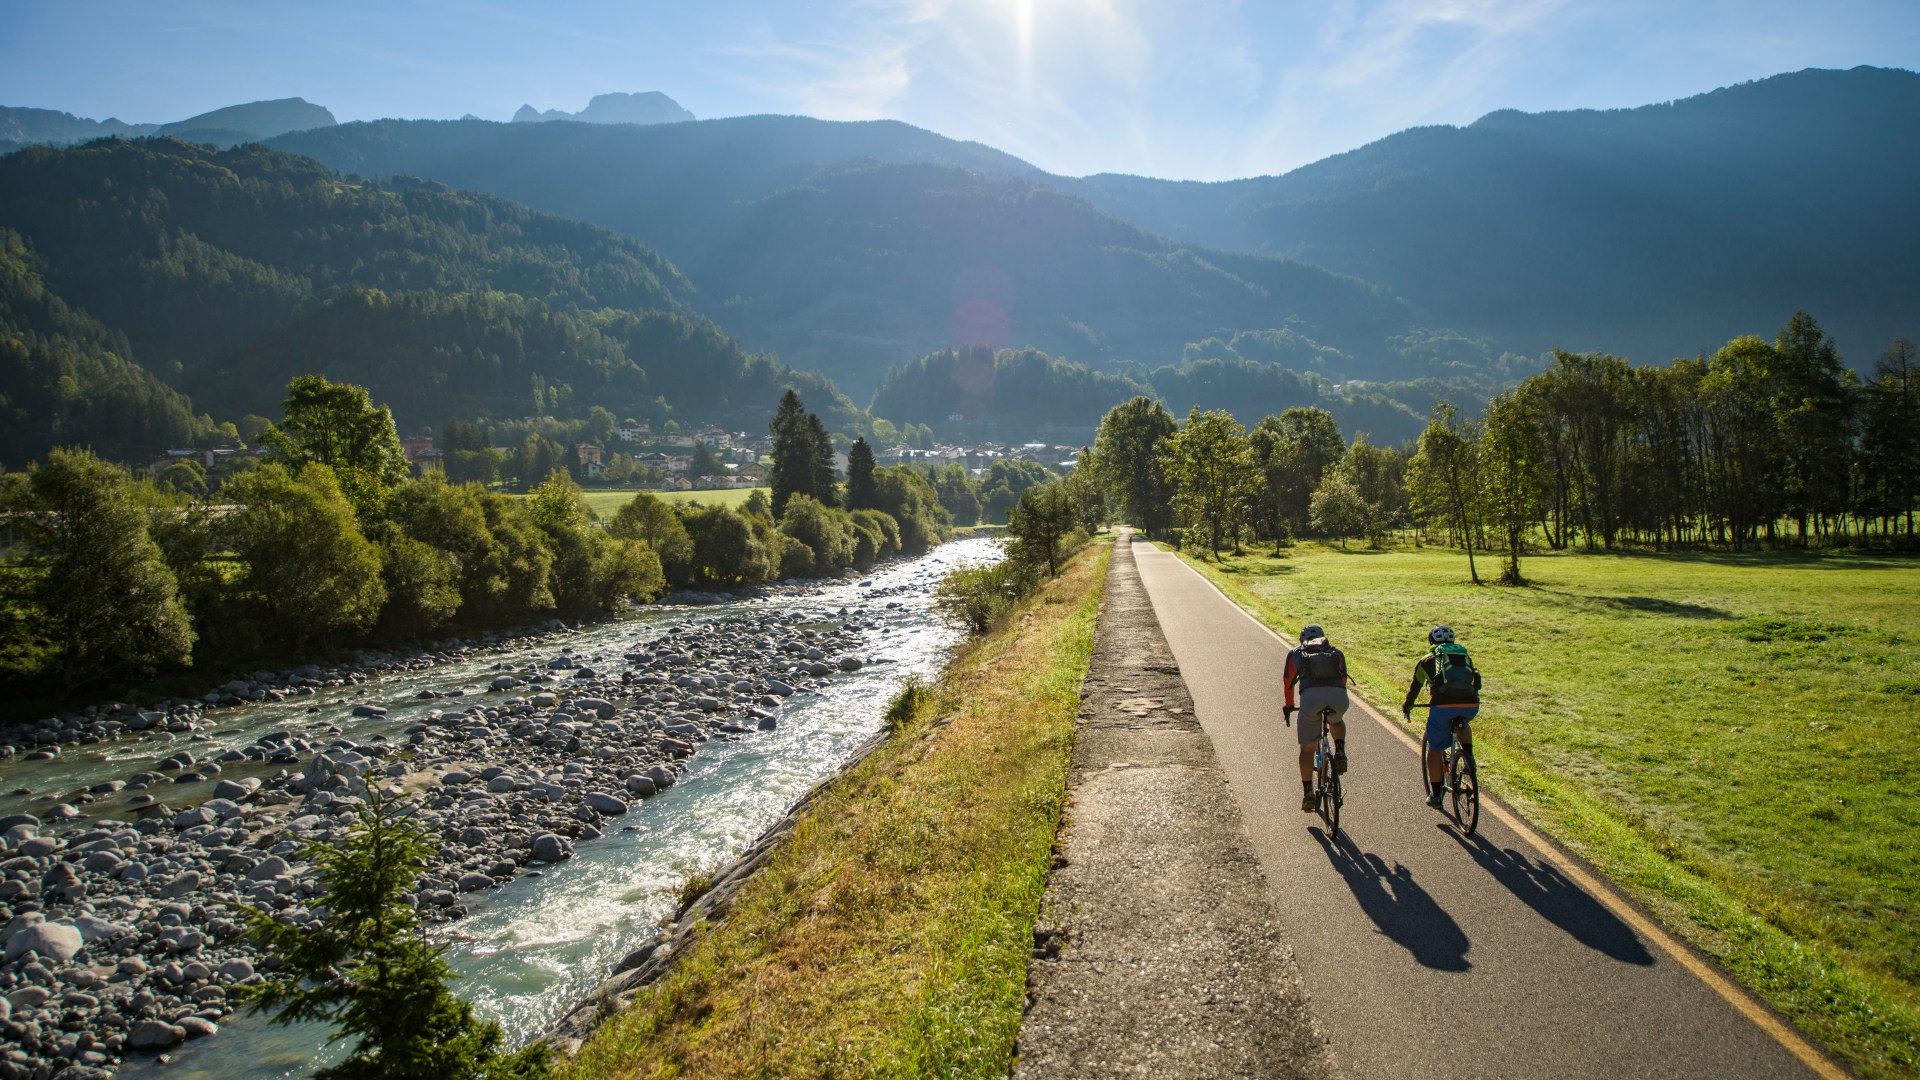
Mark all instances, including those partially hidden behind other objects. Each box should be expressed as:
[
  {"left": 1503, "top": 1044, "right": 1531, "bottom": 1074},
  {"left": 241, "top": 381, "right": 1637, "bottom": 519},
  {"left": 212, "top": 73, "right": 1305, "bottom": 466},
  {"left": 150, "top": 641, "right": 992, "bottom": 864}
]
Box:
[
  {"left": 0, "top": 380, "right": 948, "bottom": 712},
  {"left": 1179, "top": 542, "right": 1919, "bottom": 1077},
  {"left": 560, "top": 539, "right": 1109, "bottom": 1078}
]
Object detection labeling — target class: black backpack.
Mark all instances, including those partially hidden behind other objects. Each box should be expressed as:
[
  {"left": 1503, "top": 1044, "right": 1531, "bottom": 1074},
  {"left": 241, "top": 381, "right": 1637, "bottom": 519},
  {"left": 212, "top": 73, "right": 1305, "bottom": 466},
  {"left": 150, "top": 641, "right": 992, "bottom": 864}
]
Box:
[
  {"left": 1299, "top": 638, "right": 1344, "bottom": 685},
  {"left": 1433, "top": 644, "right": 1478, "bottom": 693}
]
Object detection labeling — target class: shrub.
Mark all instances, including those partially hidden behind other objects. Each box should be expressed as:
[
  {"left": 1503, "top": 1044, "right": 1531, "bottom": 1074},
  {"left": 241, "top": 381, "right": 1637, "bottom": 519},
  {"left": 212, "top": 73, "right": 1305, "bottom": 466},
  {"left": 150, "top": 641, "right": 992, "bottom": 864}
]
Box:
[{"left": 934, "top": 558, "right": 1042, "bottom": 633}]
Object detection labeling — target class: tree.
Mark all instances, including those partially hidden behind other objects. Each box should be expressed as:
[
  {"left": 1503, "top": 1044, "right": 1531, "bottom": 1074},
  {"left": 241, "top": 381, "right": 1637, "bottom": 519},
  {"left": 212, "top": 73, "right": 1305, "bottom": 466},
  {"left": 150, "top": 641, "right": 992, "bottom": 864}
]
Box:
[
  {"left": 1252, "top": 407, "right": 1345, "bottom": 541},
  {"left": 844, "top": 437, "right": 879, "bottom": 510},
  {"left": 1407, "top": 404, "right": 1484, "bottom": 584},
  {"left": 779, "top": 495, "right": 854, "bottom": 576},
  {"left": 1094, "top": 396, "right": 1178, "bottom": 536},
  {"left": 769, "top": 390, "right": 816, "bottom": 517},
  {"left": 242, "top": 791, "right": 551, "bottom": 1080},
  {"left": 608, "top": 492, "right": 695, "bottom": 587},
  {"left": 1161, "top": 408, "right": 1262, "bottom": 557},
  {"left": 1771, "top": 311, "right": 1857, "bottom": 541},
  {"left": 19, "top": 448, "right": 194, "bottom": 686},
  {"left": 1065, "top": 448, "right": 1109, "bottom": 534},
  {"left": 1862, "top": 337, "right": 1919, "bottom": 540},
  {"left": 687, "top": 441, "right": 723, "bottom": 479},
  {"left": 1309, "top": 474, "right": 1369, "bottom": 549},
  {"left": 807, "top": 413, "right": 840, "bottom": 507},
  {"left": 980, "top": 459, "right": 1051, "bottom": 524},
  {"left": 259, "top": 375, "right": 409, "bottom": 516},
  {"left": 929, "top": 462, "right": 982, "bottom": 525},
  {"left": 1479, "top": 390, "right": 1547, "bottom": 584},
  {"left": 679, "top": 504, "right": 771, "bottom": 587},
  {"left": 225, "top": 463, "right": 388, "bottom": 647},
  {"left": 1006, "top": 481, "right": 1077, "bottom": 576},
  {"left": 1333, "top": 433, "right": 1405, "bottom": 547}
]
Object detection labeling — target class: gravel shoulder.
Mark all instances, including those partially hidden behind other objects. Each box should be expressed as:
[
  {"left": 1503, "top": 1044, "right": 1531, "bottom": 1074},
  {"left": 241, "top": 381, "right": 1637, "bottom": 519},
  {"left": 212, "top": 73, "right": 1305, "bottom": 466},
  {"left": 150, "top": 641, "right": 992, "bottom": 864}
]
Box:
[{"left": 1014, "top": 532, "right": 1333, "bottom": 1079}]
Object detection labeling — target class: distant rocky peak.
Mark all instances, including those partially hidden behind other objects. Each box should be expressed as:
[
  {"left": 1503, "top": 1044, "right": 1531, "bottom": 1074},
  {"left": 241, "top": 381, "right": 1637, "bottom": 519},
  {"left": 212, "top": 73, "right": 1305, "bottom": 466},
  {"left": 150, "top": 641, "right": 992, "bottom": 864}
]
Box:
[{"left": 511, "top": 92, "right": 693, "bottom": 126}]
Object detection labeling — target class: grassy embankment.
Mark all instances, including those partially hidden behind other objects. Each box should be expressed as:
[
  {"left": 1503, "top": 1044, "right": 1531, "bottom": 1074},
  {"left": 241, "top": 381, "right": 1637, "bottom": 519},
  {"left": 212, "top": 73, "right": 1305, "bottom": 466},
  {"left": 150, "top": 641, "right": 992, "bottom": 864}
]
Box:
[
  {"left": 577, "top": 487, "right": 768, "bottom": 517},
  {"left": 1178, "top": 541, "right": 1919, "bottom": 1078},
  {"left": 561, "top": 538, "right": 1110, "bottom": 1079}
]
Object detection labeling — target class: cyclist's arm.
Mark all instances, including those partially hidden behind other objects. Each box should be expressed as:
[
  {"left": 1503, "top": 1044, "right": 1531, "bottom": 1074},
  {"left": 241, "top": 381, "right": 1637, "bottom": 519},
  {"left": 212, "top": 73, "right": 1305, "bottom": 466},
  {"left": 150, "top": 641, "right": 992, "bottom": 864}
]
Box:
[
  {"left": 1401, "top": 657, "right": 1431, "bottom": 714},
  {"left": 1282, "top": 650, "right": 1299, "bottom": 710}
]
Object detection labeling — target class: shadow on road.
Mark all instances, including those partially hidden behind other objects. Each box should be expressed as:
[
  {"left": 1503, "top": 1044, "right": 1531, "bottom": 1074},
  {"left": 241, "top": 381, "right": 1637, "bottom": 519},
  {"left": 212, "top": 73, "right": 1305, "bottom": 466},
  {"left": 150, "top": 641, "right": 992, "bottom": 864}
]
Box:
[
  {"left": 1311, "top": 827, "right": 1471, "bottom": 972},
  {"left": 1445, "top": 830, "right": 1654, "bottom": 966}
]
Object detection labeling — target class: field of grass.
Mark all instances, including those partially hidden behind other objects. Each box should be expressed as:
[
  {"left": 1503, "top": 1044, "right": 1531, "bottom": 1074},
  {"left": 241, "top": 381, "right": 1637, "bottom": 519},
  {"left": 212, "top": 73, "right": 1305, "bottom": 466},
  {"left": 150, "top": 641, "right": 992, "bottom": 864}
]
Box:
[
  {"left": 1178, "top": 540, "right": 1920, "bottom": 1077},
  {"left": 576, "top": 487, "right": 768, "bottom": 517},
  {"left": 561, "top": 540, "right": 1110, "bottom": 1079}
]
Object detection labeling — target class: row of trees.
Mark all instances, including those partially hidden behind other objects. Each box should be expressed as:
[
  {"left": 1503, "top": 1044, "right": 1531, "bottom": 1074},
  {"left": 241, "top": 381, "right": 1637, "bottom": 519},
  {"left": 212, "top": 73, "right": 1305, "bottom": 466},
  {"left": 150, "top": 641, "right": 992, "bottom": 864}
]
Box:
[
  {"left": 2, "top": 381, "right": 953, "bottom": 692},
  {"left": 1086, "top": 313, "right": 1919, "bottom": 581}
]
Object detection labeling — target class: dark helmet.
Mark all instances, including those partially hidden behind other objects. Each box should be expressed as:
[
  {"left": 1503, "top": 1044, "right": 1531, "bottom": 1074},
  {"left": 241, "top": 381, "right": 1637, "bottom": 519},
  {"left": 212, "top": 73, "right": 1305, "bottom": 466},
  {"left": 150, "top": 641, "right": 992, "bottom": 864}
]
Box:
[
  {"left": 1301, "top": 624, "right": 1326, "bottom": 642},
  {"left": 1428, "top": 625, "right": 1455, "bottom": 646}
]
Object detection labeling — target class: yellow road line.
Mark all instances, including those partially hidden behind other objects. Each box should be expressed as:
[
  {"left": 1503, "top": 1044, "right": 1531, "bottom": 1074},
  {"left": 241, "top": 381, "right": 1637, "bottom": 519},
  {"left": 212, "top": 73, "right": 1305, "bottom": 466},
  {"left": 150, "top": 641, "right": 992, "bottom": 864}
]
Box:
[{"left": 1136, "top": 543, "right": 1849, "bottom": 1080}]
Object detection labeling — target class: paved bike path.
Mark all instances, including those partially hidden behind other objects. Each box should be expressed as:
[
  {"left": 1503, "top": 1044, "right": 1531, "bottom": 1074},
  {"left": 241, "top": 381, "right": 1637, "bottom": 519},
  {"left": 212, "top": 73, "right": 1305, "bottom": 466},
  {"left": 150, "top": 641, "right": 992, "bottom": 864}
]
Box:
[{"left": 1131, "top": 542, "right": 1828, "bottom": 1079}]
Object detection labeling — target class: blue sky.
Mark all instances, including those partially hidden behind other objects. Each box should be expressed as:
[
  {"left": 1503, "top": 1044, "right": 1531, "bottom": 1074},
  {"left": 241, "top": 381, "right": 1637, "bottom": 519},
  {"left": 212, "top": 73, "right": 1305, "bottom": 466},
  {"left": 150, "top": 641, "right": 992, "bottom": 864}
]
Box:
[{"left": 4, "top": 0, "right": 1916, "bottom": 180}]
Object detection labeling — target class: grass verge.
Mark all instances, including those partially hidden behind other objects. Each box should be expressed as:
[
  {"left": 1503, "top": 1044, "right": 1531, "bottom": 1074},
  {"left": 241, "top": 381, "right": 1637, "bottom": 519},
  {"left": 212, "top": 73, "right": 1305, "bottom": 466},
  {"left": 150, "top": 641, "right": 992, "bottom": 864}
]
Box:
[
  {"left": 1177, "top": 541, "right": 1919, "bottom": 1078},
  {"left": 560, "top": 539, "right": 1111, "bottom": 1079}
]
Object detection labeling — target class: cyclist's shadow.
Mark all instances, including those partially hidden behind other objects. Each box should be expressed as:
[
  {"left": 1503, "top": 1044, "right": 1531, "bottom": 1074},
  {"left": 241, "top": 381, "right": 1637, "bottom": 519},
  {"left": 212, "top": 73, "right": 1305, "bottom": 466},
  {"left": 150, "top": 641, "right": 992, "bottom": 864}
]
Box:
[
  {"left": 1311, "top": 827, "right": 1471, "bottom": 972},
  {"left": 1444, "top": 830, "right": 1654, "bottom": 966}
]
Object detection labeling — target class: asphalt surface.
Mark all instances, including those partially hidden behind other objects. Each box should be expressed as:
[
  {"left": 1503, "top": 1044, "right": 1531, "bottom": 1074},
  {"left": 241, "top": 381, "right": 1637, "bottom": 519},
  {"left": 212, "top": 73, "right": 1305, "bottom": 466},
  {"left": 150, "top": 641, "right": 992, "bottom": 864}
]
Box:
[
  {"left": 1131, "top": 541, "right": 1825, "bottom": 1080},
  {"left": 1017, "top": 535, "right": 1333, "bottom": 1078}
]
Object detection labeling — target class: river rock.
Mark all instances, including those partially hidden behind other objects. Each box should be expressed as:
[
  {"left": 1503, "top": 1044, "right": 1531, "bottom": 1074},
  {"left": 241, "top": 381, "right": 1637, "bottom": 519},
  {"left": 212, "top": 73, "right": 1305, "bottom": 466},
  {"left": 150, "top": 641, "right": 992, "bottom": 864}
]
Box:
[
  {"left": 457, "top": 872, "right": 493, "bottom": 892},
  {"left": 583, "top": 792, "right": 628, "bottom": 816},
  {"left": 645, "top": 765, "right": 676, "bottom": 789},
  {"left": 4, "top": 920, "right": 82, "bottom": 963},
  {"left": 838, "top": 656, "right": 863, "bottom": 672},
  {"left": 624, "top": 775, "right": 657, "bottom": 797},
  {"left": 530, "top": 832, "right": 572, "bottom": 862},
  {"left": 212, "top": 776, "right": 261, "bottom": 800},
  {"left": 576, "top": 697, "right": 616, "bottom": 720},
  {"left": 160, "top": 870, "right": 203, "bottom": 898},
  {"left": 128, "top": 1019, "right": 186, "bottom": 1051},
  {"left": 217, "top": 957, "right": 254, "bottom": 982}
]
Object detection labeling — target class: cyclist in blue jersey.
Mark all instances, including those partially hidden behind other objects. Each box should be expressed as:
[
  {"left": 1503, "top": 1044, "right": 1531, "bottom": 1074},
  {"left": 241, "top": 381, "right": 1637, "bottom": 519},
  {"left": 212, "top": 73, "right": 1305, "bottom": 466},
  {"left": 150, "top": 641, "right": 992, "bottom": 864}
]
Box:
[{"left": 1401, "top": 625, "right": 1480, "bottom": 809}]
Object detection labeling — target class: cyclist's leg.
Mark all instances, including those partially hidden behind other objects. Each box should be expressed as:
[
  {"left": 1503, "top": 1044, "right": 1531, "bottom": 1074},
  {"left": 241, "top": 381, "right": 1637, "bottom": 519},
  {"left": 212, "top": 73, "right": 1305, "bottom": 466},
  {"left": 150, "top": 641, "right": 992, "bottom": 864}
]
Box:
[
  {"left": 1326, "top": 687, "right": 1350, "bottom": 773},
  {"left": 1425, "top": 708, "right": 1460, "bottom": 802},
  {"left": 1297, "top": 688, "right": 1333, "bottom": 809}
]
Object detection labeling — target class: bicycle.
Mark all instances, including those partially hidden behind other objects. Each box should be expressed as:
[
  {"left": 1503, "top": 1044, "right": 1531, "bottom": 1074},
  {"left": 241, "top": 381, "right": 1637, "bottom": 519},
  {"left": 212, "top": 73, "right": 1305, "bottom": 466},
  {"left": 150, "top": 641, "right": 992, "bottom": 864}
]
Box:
[
  {"left": 1313, "top": 705, "right": 1343, "bottom": 837},
  {"left": 1411, "top": 705, "right": 1478, "bottom": 836}
]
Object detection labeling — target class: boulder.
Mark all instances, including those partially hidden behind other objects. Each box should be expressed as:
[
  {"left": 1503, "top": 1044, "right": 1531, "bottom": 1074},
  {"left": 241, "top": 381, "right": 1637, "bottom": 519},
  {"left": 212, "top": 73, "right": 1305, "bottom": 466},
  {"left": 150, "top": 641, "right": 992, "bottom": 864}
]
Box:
[
  {"left": 576, "top": 697, "right": 617, "bottom": 720},
  {"left": 645, "top": 765, "right": 676, "bottom": 789},
  {"left": 128, "top": 1019, "right": 186, "bottom": 1051},
  {"left": 3, "top": 920, "right": 81, "bottom": 963},
  {"left": 457, "top": 872, "right": 494, "bottom": 892},
  {"left": 212, "top": 777, "right": 260, "bottom": 800},
  {"left": 530, "top": 832, "right": 572, "bottom": 862},
  {"left": 624, "top": 775, "right": 657, "bottom": 798},
  {"left": 584, "top": 792, "right": 628, "bottom": 815}
]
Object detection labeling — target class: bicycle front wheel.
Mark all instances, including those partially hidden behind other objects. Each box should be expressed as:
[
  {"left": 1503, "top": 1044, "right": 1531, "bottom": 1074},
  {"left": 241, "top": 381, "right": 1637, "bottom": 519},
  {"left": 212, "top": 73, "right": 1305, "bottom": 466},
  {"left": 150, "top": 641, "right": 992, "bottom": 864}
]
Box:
[{"left": 1453, "top": 756, "right": 1479, "bottom": 836}]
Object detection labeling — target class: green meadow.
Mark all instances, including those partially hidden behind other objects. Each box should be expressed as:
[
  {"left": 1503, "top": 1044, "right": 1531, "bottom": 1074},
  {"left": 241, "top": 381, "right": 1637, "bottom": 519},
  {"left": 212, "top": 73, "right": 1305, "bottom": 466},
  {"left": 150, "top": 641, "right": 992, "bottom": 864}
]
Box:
[
  {"left": 1180, "top": 541, "right": 1920, "bottom": 1077},
  {"left": 576, "top": 487, "right": 769, "bottom": 518}
]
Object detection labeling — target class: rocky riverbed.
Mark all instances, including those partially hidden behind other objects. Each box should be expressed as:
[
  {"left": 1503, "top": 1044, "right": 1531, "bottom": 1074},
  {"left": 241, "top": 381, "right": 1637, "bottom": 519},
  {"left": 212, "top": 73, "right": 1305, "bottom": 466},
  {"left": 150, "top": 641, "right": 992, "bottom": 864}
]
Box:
[{"left": 0, "top": 540, "right": 996, "bottom": 1079}]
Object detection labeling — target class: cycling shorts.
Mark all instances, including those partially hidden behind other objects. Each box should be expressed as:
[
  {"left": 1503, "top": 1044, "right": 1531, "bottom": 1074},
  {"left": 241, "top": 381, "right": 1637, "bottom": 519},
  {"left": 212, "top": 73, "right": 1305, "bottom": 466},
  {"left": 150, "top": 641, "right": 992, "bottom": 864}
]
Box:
[
  {"left": 1295, "top": 686, "right": 1349, "bottom": 745},
  {"left": 1425, "top": 706, "right": 1477, "bottom": 752}
]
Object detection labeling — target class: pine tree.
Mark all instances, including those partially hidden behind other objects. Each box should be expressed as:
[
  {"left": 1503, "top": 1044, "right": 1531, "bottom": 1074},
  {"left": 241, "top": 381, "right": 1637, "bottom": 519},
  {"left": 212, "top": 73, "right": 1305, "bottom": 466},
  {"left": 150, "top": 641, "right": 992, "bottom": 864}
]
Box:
[
  {"left": 807, "top": 412, "right": 839, "bottom": 508},
  {"left": 845, "top": 437, "right": 878, "bottom": 510},
  {"left": 768, "top": 389, "right": 811, "bottom": 518},
  {"left": 241, "top": 791, "right": 551, "bottom": 1079}
]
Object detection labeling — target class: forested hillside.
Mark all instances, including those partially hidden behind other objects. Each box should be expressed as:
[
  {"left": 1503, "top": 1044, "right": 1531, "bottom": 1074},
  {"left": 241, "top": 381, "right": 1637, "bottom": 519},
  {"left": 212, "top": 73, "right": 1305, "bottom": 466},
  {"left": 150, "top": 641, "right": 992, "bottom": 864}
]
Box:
[
  {"left": 268, "top": 118, "right": 1441, "bottom": 395},
  {"left": 871, "top": 345, "right": 1433, "bottom": 444},
  {"left": 0, "top": 138, "right": 846, "bottom": 447},
  {"left": 1071, "top": 66, "right": 1920, "bottom": 367}
]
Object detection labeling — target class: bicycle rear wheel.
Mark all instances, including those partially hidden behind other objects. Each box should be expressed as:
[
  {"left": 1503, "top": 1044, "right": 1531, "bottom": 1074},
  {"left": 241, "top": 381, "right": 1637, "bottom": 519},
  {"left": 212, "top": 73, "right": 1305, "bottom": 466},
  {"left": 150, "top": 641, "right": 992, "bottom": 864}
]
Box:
[{"left": 1452, "top": 752, "right": 1479, "bottom": 836}]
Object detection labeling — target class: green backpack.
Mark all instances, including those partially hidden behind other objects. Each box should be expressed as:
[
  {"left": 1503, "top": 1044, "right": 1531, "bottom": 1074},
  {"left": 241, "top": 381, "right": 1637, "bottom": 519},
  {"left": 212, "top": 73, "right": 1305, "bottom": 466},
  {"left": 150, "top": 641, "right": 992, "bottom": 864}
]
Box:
[{"left": 1433, "top": 643, "right": 1479, "bottom": 693}]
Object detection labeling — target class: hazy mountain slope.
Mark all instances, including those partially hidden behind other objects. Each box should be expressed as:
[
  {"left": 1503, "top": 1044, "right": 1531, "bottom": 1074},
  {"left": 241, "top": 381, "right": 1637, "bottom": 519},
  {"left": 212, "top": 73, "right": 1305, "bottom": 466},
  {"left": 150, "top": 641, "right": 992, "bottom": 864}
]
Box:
[
  {"left": 269, "top": 117, "right": 1433, "bottom": 395},
  {"left": 0, "top": 106, "right": 158, "bottom": 145},
  {"left": 512, "top": 91, "right": 694, "bottom": 125},
  {"left": 155, "top": 97, "right": 337, "bottom": 139},
  {"left": 1072, "top": 66, "right": 1920, "bottom": 364},
  {"left": 0, "top": 138, "right": 843, "bottom": 433}
]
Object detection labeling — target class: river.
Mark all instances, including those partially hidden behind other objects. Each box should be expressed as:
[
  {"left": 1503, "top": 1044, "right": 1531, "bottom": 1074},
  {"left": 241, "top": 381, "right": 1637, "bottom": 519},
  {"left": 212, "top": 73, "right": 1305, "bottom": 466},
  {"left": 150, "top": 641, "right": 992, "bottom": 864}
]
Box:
[{"left": 4, "top": 537, "right": 1000, "bottom": 1078}]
